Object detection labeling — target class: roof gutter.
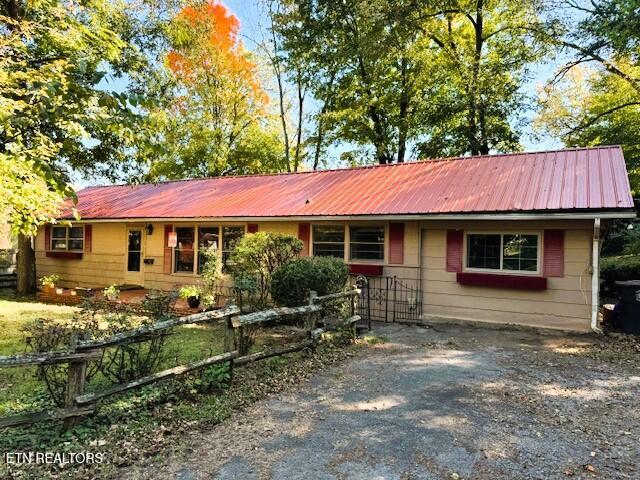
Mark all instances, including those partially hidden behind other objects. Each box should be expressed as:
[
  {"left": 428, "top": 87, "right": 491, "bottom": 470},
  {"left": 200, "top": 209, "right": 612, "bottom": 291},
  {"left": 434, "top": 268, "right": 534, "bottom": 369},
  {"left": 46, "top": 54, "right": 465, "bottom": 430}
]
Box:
[
  {"left": 60, "top": 211, "right": 636, "bottom": 223},
  {"left": 591, "top": 218, "right": 603, "bottom": 334}
]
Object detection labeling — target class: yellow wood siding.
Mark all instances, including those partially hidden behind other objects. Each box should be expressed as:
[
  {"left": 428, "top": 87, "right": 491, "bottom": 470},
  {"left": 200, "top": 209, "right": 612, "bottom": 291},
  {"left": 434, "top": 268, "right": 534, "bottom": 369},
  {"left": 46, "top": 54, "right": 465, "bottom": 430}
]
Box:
[
  {"left": 419, "top": 220, "right": 593, "bottom": 332},
  {"left": 34, "top": 218, "right": 595, "bottom": 331}
]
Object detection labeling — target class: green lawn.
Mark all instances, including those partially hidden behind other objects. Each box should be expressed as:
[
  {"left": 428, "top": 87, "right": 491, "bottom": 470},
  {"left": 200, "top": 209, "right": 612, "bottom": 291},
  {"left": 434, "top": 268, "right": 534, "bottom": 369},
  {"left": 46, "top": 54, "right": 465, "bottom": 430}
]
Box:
[
  {"left": 0, "top": 293, "right": 228, "bottom": 416},
  {"left": 0, "top": 293, "right": 303, "bottom": 417}
]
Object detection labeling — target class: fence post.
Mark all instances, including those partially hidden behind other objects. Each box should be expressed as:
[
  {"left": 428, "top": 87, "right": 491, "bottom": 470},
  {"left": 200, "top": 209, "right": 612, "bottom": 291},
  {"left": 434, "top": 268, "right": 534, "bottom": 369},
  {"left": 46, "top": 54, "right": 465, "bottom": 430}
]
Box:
[
  {"left": 63, "top": 335, "right": 87, "bottom": 430},
  {"left": 306, "top": 291, "right": 318, "bottom": 332}
]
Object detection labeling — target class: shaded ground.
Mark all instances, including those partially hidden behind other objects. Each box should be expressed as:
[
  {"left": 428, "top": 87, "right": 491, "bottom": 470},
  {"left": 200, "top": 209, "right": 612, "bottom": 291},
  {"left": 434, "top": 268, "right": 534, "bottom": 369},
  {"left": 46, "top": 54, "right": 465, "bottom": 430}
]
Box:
[{"left": 123, "top": 323, "right": 640, "bottom": 480}]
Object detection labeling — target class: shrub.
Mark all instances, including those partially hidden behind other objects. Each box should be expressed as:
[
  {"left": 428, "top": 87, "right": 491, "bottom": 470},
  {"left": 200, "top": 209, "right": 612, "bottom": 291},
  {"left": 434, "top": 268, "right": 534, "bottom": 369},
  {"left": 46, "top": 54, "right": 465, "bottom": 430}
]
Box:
[
  {"left": 198, "top": 245, "right": 219, "bottom": 308},
  {"left": 179, "top": 285, "right": 200, "bottom": 299},
  {"left": 271, "top": 256, "right": 349, "bottom": 307},
  {"left": 230, "top": 232, "right": 303, "bottom": 307},
  {"left": 39, "top": 274, "right": 60, "bottom": 288},
  {"left": 23, "top": 292, "right": 177, "bottom": 405},
  {"left": 23, "top": 315, "right": 102, "bottom": 406},
  {"left": 600, "top": 255, "right": 640, "bottom": 297}
]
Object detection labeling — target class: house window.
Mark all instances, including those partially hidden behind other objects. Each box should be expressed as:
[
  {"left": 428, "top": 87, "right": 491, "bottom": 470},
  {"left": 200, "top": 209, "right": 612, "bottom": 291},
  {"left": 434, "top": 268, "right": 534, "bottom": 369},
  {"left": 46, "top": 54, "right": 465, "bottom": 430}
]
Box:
[
  {"left": 313, "top": 225, "right": 345, "bottom": 258},
  {"left": 198, "top": 226, "right": 219, "bottom": 274},
  {"left": 174, "top": 227, "right": 195, "bottom": 273},
  {"left": 466, "top": 233, "right": 539, "bottom": 273},
  {"left": 51, "top": 226, "right": 84, "bottom": 251},
  {"left": 350, "top": 226, "right": 384, "bottom": 261},
  {"left": 222, "top": 226, "right": 245, "bottom": 271}
]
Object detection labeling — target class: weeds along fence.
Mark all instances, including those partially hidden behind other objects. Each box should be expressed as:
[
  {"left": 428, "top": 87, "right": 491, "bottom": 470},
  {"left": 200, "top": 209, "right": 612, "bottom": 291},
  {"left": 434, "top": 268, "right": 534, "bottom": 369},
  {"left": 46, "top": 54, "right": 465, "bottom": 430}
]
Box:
[{"left": 0, "top": 288, "right": 360, "bottom": 430}]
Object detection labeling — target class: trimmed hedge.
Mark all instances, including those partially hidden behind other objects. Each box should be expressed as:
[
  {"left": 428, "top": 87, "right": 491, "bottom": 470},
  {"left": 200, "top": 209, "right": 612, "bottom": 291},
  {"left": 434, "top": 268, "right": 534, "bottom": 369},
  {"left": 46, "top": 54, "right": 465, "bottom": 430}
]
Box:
[
  {"left": 271, "top": 256, "right": 349, "bottom": 307},
  {"left": 600, "top": 255, "right": 640, "bottom": 296}
]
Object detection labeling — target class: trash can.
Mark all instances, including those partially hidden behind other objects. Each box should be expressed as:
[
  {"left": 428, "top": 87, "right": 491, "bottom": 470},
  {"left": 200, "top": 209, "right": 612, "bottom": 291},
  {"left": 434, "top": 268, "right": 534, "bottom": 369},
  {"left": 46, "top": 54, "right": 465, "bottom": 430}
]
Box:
[{"left": 614, "top": 280, "right": 640, "bottom": 334}]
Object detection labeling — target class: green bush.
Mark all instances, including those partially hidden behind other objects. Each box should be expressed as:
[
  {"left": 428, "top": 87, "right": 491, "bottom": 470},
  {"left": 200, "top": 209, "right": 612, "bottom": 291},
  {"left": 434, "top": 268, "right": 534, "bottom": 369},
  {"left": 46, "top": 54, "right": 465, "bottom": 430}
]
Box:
[
  {"left": 600, "top": 255, "right": 640, "bottom": 296},
  {"left": 271, "top": 256, "right": 349, "bottom": 307},
  {"left": 230, "top": 232, "right": 303, "bottom": 307}
]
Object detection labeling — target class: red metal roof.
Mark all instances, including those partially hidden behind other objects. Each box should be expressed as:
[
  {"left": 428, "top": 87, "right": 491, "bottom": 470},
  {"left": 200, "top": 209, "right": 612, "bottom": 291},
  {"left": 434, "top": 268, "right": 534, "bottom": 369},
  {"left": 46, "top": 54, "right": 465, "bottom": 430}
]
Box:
[{"left": 62, "top": 146, "right": 635, "bottom": 220}]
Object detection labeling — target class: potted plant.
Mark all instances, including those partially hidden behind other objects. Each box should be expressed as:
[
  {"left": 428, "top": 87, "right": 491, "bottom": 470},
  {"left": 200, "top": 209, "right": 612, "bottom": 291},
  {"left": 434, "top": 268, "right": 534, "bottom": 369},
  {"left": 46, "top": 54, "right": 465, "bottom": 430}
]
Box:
[
  {"left": 179, "top": 285, "right": 201, "bottom": 308},
  {"left": 40, "top": 274, "right": 60, "bottom": 294},
  {"left": 103, "top": 284, "right": 120, "bottom": 301}
]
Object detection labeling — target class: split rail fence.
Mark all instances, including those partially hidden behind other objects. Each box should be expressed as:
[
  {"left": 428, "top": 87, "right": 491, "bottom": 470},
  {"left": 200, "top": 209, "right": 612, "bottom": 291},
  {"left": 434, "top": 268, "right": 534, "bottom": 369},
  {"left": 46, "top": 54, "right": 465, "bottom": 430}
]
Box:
[{"left": 0, "top": 288, "right": 360, "bottom": 430}]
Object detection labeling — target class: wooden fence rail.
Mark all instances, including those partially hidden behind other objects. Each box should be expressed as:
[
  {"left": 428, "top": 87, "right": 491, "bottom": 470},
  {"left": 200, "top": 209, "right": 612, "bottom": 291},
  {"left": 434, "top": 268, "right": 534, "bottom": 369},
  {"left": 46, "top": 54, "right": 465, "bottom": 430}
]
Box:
[{"left": 0, "top": 286, "right": 361, "bottom": 429}]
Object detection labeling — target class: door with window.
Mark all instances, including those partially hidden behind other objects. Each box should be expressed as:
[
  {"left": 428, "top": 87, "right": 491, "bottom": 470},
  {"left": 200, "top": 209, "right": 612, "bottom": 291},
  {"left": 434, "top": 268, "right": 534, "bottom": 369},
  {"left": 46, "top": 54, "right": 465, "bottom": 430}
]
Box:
[{"left": 125, "top": 228, "right": 144, "bottom": 285}]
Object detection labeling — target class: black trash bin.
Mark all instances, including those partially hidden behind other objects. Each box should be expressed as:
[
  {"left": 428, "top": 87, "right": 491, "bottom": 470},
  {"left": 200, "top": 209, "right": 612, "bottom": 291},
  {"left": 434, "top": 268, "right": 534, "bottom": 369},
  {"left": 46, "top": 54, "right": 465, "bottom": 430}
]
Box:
[{"left": 615, "top": 280, "right": 640, "bottom": 334}]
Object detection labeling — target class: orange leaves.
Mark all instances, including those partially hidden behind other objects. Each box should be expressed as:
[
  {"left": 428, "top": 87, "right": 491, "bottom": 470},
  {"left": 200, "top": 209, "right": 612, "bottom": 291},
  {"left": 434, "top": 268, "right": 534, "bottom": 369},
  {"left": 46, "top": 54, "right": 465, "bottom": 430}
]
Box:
[
  {"left": 177, "top": 1, "right": 240, "bottom": 54},
  {"left": 166, "top": 0, "right": 263, "bottom": 102}
]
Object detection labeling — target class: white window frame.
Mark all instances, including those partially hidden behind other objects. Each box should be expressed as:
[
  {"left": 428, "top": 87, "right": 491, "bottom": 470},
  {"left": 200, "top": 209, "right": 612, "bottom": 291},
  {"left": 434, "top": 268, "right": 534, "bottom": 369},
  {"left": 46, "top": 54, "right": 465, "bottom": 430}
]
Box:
[
  {"left": 50, "top": 225, "right": 84, "bottom": 252},
  {"left": 311, "top": 224, "right": 346, "bottom": 260},
  {"left": 171, "top": 223, "right": 245, "bottom": 276},
  {"left": 349, "top": 225, "right": 386, "bottom": 262},
  {"left": 464, "top": 231, "right": 542, "bottom": 275}
]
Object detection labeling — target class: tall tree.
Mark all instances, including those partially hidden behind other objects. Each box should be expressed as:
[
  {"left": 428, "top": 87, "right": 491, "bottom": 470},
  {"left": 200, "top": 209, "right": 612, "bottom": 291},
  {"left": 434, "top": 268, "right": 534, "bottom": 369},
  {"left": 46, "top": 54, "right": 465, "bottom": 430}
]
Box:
[
  {"left": 536, "top": 0, "right": 639, "bottom": 193},
  {"left": 142, "top": 0, "right": 287, "bottom": 179},
  {"left": 0, "top": 0, "right": 144, "bottom": 293},
  {"left": 275, "top": 0, "right": 546, "bottom": 164}
]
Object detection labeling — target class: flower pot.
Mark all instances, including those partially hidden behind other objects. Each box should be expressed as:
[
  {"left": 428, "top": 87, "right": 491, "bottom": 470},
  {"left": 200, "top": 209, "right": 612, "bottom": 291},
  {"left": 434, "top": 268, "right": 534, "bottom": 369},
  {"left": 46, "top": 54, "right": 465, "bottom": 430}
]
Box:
[
  {"left": 106, "top": 293, "right": 118, "bottom": 301},
  {"left": 43, "top": 285, "right": 55, "bottom": 295},
  {"left": 187, "top": 296, "right": 201, "bottom": 308},
  {"left": 55, "top": 287, "right": 64, "bottom": 295}
]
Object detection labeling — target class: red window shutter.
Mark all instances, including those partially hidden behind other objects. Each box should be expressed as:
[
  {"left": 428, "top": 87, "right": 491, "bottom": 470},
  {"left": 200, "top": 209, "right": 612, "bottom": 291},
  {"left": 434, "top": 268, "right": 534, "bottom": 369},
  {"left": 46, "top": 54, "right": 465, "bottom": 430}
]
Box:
[
  {"left": 446, "top": 229, "right": 463, "bottom": 273},
  {"left": 543, "top": 230, "right": 564, "bottom": 277},
  {"left": 247, "top": 223, "right": 259, "bottom": 234},
  {"left": 44, "top": 224, "right": 51, "bottom": 251},
  {"left": 389, "top": 223, "right": 404, "bottom": 264},
  {"left": 298, "top": 223, "right": 310, "bottom": 256},
  {"left": 84, "top": 225, "right": 92, "bottom": 252},
  {"left": 164, "top": 225, "right": 173, "bottom": 274}
]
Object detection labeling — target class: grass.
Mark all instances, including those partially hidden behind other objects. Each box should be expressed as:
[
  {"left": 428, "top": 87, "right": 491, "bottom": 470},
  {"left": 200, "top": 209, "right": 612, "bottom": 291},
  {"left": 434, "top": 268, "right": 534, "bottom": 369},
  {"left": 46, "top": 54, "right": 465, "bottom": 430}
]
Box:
[
  {"left": 0, "top": 293, "right": 307, "bottom": 417},
  {"left": 0, "top": 294, "right": 357, "bottom": 479}
]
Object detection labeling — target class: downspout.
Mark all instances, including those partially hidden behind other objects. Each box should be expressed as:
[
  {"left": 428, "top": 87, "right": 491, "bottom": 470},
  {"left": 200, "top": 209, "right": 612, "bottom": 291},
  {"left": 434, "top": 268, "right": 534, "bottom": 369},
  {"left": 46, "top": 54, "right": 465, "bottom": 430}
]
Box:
[{"left": 591, "top": 218, "right": 603, "bottom": 333}]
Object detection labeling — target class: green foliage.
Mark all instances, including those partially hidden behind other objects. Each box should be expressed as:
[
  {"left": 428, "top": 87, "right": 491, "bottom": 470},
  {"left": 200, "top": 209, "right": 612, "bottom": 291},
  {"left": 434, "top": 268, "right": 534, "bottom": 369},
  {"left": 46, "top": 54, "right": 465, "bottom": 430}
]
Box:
[
  {"left": 623, "top": 225, "right": 640, "bottom": 255},
  {"left": 179, "top": 285, "right": 201, "bottom": 300},
  {"left": 276, "top": 0, "right": 547, "bottom": 163},
  {"left": 536, "top": 0, "right": 640, "bottom": 194},
  {"left": 39, "top": 274, "right": 60, "bottom": 288},
  {"left": 22, "top": 314, "right": 103, "bottom": 406},
  {"left": 139, "top": 2, "right": 287, "bottom": 180},
  {"left": 198, "top": 245, "right": 219, "bottom": 309},
  {"left": 271, "top": 256, "right": 349, "bottom": 307},
  {"left": 0, "top": 0, "right": 149, "bottom": 235},
  {"left": 103, "top": 284, "right": 120, "bottom": 300},
  {"left": 600, "top": 254, "right": 640, "bottom": 295},
  {"left": 230, "top": 232, "right": 303, "bottom": 307},
  {"left": 185, "top": 363, "right": 231, "bottom": 395}
]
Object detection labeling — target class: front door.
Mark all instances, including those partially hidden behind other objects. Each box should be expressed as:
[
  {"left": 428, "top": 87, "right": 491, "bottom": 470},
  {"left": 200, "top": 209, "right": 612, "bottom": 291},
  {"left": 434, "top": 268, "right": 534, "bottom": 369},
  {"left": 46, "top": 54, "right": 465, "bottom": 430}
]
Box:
[{"left": 125, "top": 228, "right": 144, "bottom": 285}]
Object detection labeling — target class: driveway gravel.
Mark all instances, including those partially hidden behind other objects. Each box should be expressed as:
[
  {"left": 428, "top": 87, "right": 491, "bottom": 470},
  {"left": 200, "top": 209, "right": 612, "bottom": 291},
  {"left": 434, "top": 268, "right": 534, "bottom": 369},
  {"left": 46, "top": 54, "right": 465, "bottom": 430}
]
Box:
[{"left": 124, "top": 322, "right": 640, "bottom": 480}]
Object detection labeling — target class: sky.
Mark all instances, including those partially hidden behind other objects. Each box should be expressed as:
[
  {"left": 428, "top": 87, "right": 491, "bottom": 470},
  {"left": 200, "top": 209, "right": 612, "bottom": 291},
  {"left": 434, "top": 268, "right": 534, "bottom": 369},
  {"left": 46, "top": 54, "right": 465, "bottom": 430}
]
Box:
[
  {"left": 222, "top": 0, "right": 565, "bottom": 153},
  {"left": 88, "top": 0, "right": 571, "bottom": 188}
]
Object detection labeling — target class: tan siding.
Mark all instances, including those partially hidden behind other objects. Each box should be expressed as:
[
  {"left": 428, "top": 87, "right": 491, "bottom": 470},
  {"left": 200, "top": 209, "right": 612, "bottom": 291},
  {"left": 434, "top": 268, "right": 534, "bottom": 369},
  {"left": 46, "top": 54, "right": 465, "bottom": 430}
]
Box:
[
  {"left": 35, "top": 224, "right": 126, "bottom": 288},
  {"left": 420, "top": 222, "right": 593, "bottom": 332}
]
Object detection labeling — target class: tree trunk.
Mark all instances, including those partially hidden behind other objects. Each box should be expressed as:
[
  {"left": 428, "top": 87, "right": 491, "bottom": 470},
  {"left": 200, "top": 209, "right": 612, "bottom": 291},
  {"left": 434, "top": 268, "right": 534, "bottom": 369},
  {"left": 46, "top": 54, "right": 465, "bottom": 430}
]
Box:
[
  {"left": 397, "top": 58, "right": 410, "bottom": 163},
  {"left": 16, "top": 233, "right": 36, "bottom": 295}
]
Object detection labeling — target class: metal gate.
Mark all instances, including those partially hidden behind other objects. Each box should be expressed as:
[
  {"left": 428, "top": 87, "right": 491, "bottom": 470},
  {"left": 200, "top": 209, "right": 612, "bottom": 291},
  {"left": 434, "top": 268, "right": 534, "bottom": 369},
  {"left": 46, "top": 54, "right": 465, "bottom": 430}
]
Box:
[{"left": 354, "top": 275, "right": 422, "bottom": 328}]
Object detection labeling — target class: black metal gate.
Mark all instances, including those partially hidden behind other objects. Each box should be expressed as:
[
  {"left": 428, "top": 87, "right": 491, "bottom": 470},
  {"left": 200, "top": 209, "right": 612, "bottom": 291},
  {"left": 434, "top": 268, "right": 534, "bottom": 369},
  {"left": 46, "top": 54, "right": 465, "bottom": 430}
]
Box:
[{"left": 353, "top": 275, "right": 422, "bottom": 328}]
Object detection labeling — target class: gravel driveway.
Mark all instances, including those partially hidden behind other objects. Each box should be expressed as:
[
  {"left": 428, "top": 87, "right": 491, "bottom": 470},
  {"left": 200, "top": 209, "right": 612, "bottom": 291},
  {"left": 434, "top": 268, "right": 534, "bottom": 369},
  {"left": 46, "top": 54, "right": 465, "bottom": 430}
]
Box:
[{"left": 125, "top": 322, "right": 640, "bottom": 480}]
